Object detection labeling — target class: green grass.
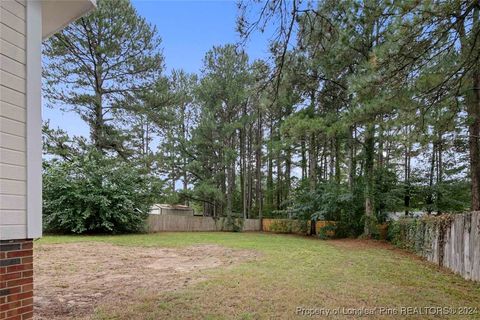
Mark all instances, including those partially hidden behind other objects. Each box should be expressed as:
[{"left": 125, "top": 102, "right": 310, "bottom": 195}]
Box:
[{"left": 38, "top": 233, "right": 480, "bottom": 319}]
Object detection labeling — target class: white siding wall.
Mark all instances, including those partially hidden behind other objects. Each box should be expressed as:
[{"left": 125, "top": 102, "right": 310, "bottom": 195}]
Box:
[{"left": 0, "top": 0, "right": 27, "bottom": 240}]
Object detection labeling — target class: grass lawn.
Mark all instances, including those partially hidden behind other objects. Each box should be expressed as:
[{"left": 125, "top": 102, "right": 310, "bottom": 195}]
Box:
[{"left": 37, "top": 233, "right": 480, "bottom": 319}]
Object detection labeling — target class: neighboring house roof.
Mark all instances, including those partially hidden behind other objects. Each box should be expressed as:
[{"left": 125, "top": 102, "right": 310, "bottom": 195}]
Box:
[
  {"left": 152, "top": 204, "right": 193, "bottom": 211},
  {"left": 42, "top": 0, "right": 96, "bottom": 39}
]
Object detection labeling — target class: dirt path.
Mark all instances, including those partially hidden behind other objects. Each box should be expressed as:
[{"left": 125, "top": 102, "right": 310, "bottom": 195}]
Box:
[{"left": 33, "top": 242, "right": 259, "bottom": 320}]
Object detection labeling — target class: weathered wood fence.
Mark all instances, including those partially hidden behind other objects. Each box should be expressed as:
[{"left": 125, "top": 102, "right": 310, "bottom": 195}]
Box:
[
  {"left": 391, "top": 211, "right": 480, "bottom": 282},
  {"left": 147, "top": 214, "right": 261, "bottom": 232},
  {"left": 147, "top": 215, "right": 336, "bottom": 236}
]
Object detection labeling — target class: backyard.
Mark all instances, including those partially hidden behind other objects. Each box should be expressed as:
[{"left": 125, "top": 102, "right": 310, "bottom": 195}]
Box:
[
  {"left": 34, "top": 232, "right": 480, "bottom": 320},
  {"left": 3, "top": 1, "right": 480, "bottom": 320}
]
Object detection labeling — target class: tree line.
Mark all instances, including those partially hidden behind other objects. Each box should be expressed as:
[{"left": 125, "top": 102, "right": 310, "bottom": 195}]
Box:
[{"left": 43, "top": 0, "right": 479, "bottom": 236}]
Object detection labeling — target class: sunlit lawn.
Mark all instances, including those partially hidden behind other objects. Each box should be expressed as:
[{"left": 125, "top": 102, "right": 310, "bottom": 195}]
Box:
[{"left": 38, "top": 233, "right": 480, "bottom": 319}]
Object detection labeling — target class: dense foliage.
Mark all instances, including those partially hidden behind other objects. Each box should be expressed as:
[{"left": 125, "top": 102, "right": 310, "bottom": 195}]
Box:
[
  {"left": 43, "top": 0, "right": 479, "bottom": 237},
  {"left": 43, "top": 149, "right": 163, "bottom": 233},
  {"left": 387, "top": 215, "right": 455, "bottom": 256},
  {"left": 42, "top": 0, "right": 165, "bottom": 233}
]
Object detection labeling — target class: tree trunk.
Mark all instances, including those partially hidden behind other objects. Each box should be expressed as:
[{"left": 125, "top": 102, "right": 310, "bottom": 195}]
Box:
[
  {"left": 378, "top": 122, "right": 384, "bottom": 167},
  {"left": 227, "top": 130, "right": 237, "bottom": 218},
  {"left": 323, "top": 141, "right": 328, "bottom": 180},
  {"left": 267, "top": 119, "right": 274, "bottom": 210},
  {"left": 460, "top": 6, "right": 480, "bottom": 210},
  {"left": 93, "top": 91, "right": 104, "bottom": 151},
  {"left": 347, "top": 125, "right": 356, "bottom": 191},
  {"left": 437, "top": 131, "right": 443, "bottom": 214},
  {"left": 364, "top": 123, "right": 375, "bottom": 237},
  {"left": 329, "top": 139, "right": 335, "bottom": 180},
  {"left": 276, "top": 148, "right": 283, "bottom": 210},
  {"left": 240, "top": 127, "right": 246, "bottom": 219},
  {"left": 308, "top": 91, "right": 317, "bottom": 192},
  {"left": 301, "top": 136, "right": 307, "bottom": 180},
  {"left": 427, "top": 141, "right": 436, "bottom": 214},
  {"left": 468, "top": 63, "right": 480, "bottom": 210},
  {"left": 220, "top": 155, "right": 227, "bottom": 216},
  {"left": 247, "top": 123, "right": 253, "bottom": 218},
  {"left": 171, "top": 148, "right": 176, "bottom": 193},
  {"left": 308, "top": 132, "right": 317, "bottom": 235},
  {"left": 308, "top": 132, "right": 317, "bottom": 192},
  {"left": 467, "top": 76, "right": 480, "bottom": 211},
  {"left": 334, "top": 135, "right": 341, "bottom": 184},
  {"left": 181, "top": 112, "right": 189, "bottom": 205},
  {"left": 255, "top": 109, "right": 263, "bottom": 219},
  {"left": 404, "top": 126, "right": 411, "bottom": 216},
  {"left": 285, "top": 146, "right": 291, "bottom": 201},
  {"left": 145, "top": 120, "right": 151, "bottom": 170}
]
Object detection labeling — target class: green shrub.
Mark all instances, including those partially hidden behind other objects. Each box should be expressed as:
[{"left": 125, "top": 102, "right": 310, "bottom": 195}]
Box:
[
  {"left": 269, "top": 220, "right": 292, "bottom": 233},
  {"left": 387, "top": 218, "right": 416, "bottom": 249},
  {"left": 317, "top": 224, "right": 337, "bottom": 239},
  {"left": 43, "top": 149, "right": 163, "bottom": 234},
  {"left": 387, "top": 215, "right": 455, "bottom": 255},
  {"left": 224, "top": 216, "right": 244, "bottom": 232},
  {"left": 269, "top": 219, "right": 308, "bottom": 234},
  {"left": 289, "top": 181, "right": 365, "bottom": 237}
]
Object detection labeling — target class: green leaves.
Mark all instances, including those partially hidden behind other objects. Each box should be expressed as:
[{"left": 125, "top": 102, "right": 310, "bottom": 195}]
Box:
[
  {"left": 43, "top": 0, "right": 164, "bottom": 156},
  {"left": 43, "top": 148, "right": 163, "bottom": 234}
]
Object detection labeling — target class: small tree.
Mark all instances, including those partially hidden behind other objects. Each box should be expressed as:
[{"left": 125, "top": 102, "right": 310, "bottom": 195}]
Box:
[
  {"left": 43, "top": 148, "right": 163, "bottom": 234},
  {"left": 43, "top": 0, "right": 163, "bottom": 157}
]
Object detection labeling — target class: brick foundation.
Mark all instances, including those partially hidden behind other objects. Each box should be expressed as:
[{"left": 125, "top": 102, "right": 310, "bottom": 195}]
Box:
[{"left": 0, "top": 239, "right": 34, "bottom": 320}]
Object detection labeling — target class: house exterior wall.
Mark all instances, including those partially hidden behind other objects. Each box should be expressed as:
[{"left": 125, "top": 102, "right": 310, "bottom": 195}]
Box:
[
  {"left": 2, "top": 2, "right": 94, "bottom": 319},
  {"left": 0, "top": 0, "right": 28, "bottom": 241},
  {"left": 0, "top": 2, "right": 36, "bottom": 318},
  {"left": 1, "top": 0, "right": 96, "bottom": 240},
  {"left": 0, "top": 239, "right": 34, "bottom": 319},
  {"left": 0, "top": 0, "right": 42, "bottom": 241}
]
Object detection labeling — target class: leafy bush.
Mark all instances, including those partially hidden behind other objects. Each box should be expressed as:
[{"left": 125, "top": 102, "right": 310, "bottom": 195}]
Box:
[
  {"left": 269, "top": 219, "right": 308, "bottom": 234},
  {"left": 268, "top": 220, "right": 291, "bottom": 233},
  {"left": 387, "top": 215, "right": 455, "bottom": 255},
  {"left": 289, "top": 181, "right": 365, "bottom": 237},
  {"left": 284, "top": 167, "right": 403, "bottom": 238},
  {"left": 224, "top": 216, "right": 244, "bottom": 232},
  {"left": 43, "top": 149, "right": 163, "bottom": 234},
  {"left": 388, "top": 218, "right": 430, "bottom": 250},
  {"left": 317, "top": 224, "right": 337, "bottom": 239}
]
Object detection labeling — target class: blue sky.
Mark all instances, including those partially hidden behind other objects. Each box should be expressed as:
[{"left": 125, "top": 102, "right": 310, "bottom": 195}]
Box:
[
  {"left": 43, "top": 0, "right": 271, "bottom": 138},
  {"left": 134, "top": 0, "right": 270, "bottom": 73}
]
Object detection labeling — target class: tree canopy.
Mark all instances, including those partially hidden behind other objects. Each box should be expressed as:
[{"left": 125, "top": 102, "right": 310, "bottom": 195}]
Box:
[{"left": 43, "top": 0, "right": 479, "bottom": 236}]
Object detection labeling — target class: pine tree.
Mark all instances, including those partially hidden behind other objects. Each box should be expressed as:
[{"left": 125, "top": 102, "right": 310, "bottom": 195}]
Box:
[{"left": 43, "top": 0, "right": 163, "bottom": 157}]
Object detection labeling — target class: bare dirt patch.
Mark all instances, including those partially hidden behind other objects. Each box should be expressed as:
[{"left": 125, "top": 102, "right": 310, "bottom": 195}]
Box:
[{"left": 33, "top": 242, "right": 259, "bottom": 320}]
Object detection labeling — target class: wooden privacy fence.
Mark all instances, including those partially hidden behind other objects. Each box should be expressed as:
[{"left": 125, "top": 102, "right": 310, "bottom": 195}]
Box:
[
  {"left": 147, "top": 216, "right": 392, "bottom": 241},
  {"left": 147, "top": 215, "right": 337, "bottom": 235},
  {"left": 391, "top": 212, "right": 480, "bottom": 282},
  {"left": 147, "top": 214, "right": 261, "bottom": 232},
  {"left": 260, "top": 219, "right": 336, "bottom": 236}
]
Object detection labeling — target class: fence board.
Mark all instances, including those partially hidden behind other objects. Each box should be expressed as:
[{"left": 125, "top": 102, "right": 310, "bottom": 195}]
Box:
[
  {"left": 147, "top": 215, "right": 261, "bottom": 232},
  {"left": 394, "top": 212, "right": 480, "bottom": 282}
]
